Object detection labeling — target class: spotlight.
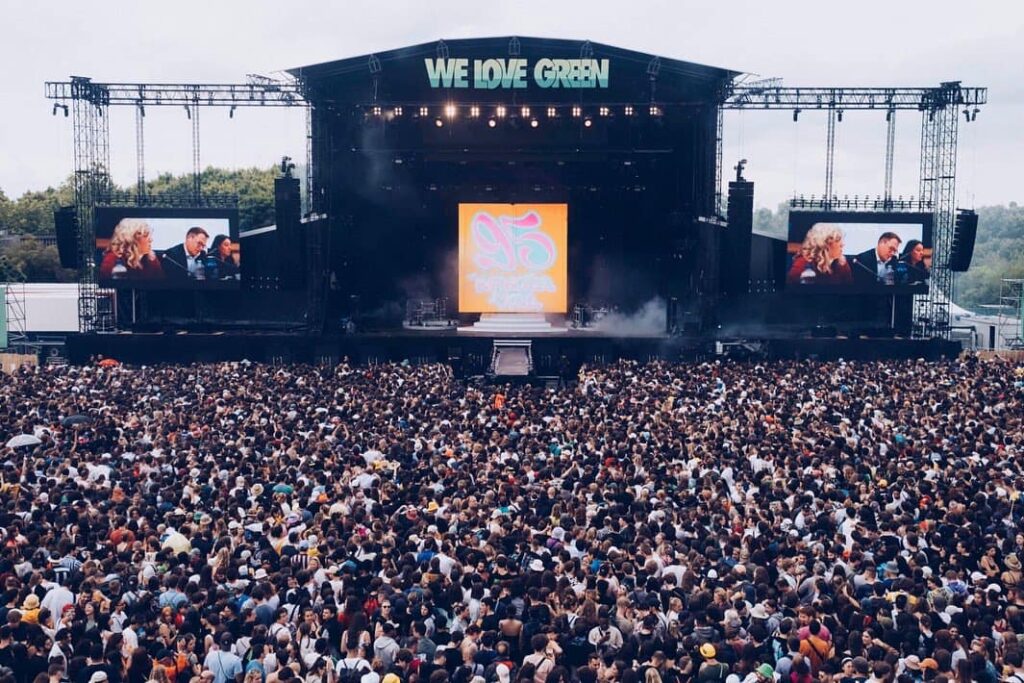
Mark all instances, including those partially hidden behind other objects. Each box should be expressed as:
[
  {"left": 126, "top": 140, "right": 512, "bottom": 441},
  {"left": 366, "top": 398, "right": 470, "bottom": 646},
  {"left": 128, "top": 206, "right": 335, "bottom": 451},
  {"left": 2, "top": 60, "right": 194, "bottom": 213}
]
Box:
[
  {"left": 583, "top": 117, "right": 593, "bottom": 128},
  {"left": 228, "top": 105, "right": 235, "bottom": 119},
  {"left": 394, "top": 106, "right": 403, "bottom": 116},
  {"left": 649, "top": 105, "right": 661, "bottom": 116},
  {"left": 434, "top": 117, "right": 444, "bottom": 127},
  {"left": 444, "top": 104, "right": 456, "bottom": 119},
  {"left": 793, "top": 108, "right": 801, "bottom": 122},
  {"left": 419, "top": 106, "right": 429, "bottom": 117},
  {"left": 546, "top": 107, "right": 556, "bottom": 118},
  {"left": 520, "top": 106, "right": 530, "bottom": 118},
  {"left": 837, "top": 109, "right": 843, "bottom": 122},
  {"left": 599, "top": 106, "right": 609, "bottom": 117},
  {"left": 496, "top": 106, "right": 507, "bottom": 118},
  {"left": 184, "top": 105, "right": 191, "bottom": 120},
  {"left": 624, "top": 105, "right": 634, "bottom": 116},
  {"left": 972, "top": 108, "right": 979, "bottom": 121},
  {"left": 372, "top": 106, "right": 382, "bottom": 116},
  {"left": 530, "top": 118, "right": 539, "bottom": 128},
  {"left": 571, "top": 105, "right": 581, "bottom": 118},
  {"left": 487, "top": 118, "right": 497, "bottom": 128},
  {"left": 469, "top": 106, "right": 480, "bottom": 118}
]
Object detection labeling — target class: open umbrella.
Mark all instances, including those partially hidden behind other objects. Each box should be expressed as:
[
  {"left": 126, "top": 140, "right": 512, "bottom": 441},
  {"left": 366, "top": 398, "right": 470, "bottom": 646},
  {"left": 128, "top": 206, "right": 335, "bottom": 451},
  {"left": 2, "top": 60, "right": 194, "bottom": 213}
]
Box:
[
  {"left": 5, "top": 435, "right": 41, "bottom": 449},
  {"left": 61, "top": 415, "right": 92, "bottom": 428}
]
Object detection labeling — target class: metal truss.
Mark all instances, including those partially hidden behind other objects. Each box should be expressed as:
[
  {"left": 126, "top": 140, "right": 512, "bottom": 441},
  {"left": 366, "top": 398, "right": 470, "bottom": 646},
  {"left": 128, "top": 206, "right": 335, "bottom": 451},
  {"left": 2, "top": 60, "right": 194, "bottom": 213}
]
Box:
[
  {"left": 726, "top": 82, "right": 984, "bottom": 340},
  {"left": 46, "top": 76, "right": 307, "bottom": 333},
  {"left": 723, "top": 84, "right": 987, "bottom": 110},
  {"left": 46, "top": 79, "right": 304, "bottom": 107}
]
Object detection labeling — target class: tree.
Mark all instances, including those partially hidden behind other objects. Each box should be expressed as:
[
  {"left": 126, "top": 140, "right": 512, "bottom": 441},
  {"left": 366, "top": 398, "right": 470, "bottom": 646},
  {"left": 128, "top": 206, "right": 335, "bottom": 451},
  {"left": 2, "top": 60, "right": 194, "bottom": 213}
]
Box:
[
  {"left": 0, "top": 237, "right": 76, "bottom": 283},
  {"left": 1, "top": 179, "right": 75, "bottom": 236},
  {"left": 0, "top": 253, "right": 25, "bottom": 283}
]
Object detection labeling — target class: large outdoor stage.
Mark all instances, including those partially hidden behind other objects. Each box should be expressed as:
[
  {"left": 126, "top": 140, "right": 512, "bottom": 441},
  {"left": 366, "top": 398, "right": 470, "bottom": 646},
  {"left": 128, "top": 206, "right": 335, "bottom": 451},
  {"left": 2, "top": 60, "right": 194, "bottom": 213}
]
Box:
[{"left": 43, "top": 39, "right": 985, "bottom": 368}]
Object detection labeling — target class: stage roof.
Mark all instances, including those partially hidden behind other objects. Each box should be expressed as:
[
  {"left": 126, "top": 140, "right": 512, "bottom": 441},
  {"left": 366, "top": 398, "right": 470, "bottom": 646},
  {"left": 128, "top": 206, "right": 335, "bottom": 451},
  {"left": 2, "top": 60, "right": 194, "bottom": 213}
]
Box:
[{"left": 288, "top": 37, "right": 738, "bottom": 104}]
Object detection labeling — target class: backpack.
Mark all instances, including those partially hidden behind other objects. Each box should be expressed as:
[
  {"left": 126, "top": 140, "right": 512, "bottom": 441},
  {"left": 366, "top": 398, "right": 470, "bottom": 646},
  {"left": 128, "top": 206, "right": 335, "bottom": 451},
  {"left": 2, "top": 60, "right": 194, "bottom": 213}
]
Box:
[{"left": 337, "top": 659, "right": 370, "bottom": 683}]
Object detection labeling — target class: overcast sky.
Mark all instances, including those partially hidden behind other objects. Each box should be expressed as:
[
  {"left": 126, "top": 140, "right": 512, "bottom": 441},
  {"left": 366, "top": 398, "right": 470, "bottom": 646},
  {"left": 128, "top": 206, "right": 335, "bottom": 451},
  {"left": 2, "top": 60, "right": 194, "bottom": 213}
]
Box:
[{"left": 2, "top": 0, "right": 1021, "bottom": 210}]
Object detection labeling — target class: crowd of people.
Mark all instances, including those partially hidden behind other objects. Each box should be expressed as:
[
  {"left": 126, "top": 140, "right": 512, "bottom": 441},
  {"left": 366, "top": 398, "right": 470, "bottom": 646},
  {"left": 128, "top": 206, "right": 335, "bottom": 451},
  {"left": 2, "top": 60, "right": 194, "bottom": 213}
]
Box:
[{"left": 0, "top": 355, "right": 1022, "bottom": 683}]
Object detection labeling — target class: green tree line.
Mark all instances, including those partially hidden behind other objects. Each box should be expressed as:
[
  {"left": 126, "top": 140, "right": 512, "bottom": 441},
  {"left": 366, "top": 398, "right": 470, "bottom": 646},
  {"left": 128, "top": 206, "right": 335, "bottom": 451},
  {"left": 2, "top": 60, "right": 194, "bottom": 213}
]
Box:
[
  {"left": 0, "top": 166, "right": 277, "bottom": 282},
  {"left": 754, "top": 202, "right": 1024, "bottom": 312}
]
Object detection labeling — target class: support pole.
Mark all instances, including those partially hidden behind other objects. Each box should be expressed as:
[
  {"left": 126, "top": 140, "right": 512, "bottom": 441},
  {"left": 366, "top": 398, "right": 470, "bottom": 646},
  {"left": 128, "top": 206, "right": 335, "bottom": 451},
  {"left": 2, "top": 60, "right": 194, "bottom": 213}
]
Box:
[{"left": 824, "top": 107, "right": 837, "bottom": 209}]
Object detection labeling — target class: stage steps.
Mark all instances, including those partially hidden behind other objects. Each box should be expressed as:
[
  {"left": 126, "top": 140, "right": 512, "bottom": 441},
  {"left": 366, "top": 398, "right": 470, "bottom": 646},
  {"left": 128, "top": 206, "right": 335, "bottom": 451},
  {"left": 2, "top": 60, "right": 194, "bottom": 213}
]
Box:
[
  {"left": 459, "top": 313, "right": 567, "bottom": 335},
  {"left": 491, "top": 339, "right": 533, "bottom": 376}
]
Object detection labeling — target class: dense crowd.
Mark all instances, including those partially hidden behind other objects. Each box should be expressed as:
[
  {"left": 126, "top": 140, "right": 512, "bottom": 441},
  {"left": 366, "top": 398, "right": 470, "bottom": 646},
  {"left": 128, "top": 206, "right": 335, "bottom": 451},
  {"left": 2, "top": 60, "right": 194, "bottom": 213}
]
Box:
[{"left": 1, "top": 356, "right": 1023, "bottom": 683}]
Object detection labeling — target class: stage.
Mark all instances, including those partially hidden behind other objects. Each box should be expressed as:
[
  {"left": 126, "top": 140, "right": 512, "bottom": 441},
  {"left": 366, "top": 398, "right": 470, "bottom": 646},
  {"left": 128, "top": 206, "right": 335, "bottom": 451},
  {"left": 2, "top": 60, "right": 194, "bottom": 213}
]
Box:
[{"left": 65, "top": 328, "right": 962, "bottom": 368}]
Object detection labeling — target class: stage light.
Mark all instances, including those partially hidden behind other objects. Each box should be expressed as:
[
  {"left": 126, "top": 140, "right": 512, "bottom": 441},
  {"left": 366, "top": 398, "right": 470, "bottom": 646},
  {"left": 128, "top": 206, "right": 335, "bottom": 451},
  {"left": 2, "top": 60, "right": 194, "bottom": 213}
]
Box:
[
  {"left": 649, "top": 105, "right": 661, "bottom": 116},
  {"left": 521, "top": 106, "right": 530, "bottom": 118},
  {"left": 434, "top": 117, "right": 444, "bottom": 127},
  {"left": 394, "top": 106, "right": 403, "bottom": 116},
  {"left": 571, "top": 105, "right": 581, "bottom": 118},
  {"left": 372, "top": 106, "right": 382, "bottom": 116},
  {"left": 184, "top": 105, "right": 191, "bottom": 120},
  {"left": 487, "top": 118, "right": 497, "bottom": 128},
  {"left": 419, "top": 106, "right": 429, "bottom": 117},
  {"left": 469, "top": 106, "right": 480, "bottom": 118},
  {"left": 228, "top": 106, "right": 235, "bottom": 119},
  {"left": 972, "top": 108, "right": 980, "bottom": 121},
  {"left": 546, "top": 107, "right": 556, "bottom": 118},
  {"left": 793, "top": 108, "right": 801, "bottom": 122},
  {"left": 583, "top": 117, "right": 593, "bottom": 128},
  {"left": 837, "top": 109, "right": 843, "bottom": 122},
  {"left": 599, "top": 106, "right": 610, "bottom": 117},
  {"left": 624, "top": 105, "right": 634, "bottom": 116},
  {"left": 444, "top": 104, "right": 456, "bottom": 119},
  {"left": 530, "top": 118, "right": 539, "bottom": 128},
  {"left": 496, "top": 106, "right": 507, "bottom": 118}
]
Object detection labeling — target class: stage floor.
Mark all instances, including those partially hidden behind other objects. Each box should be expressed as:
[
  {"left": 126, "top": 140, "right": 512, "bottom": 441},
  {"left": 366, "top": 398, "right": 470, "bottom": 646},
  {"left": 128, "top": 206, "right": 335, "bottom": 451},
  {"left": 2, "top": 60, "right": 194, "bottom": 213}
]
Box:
[{"left": 63, "top": 328, "right": 962, "bottom": 366}]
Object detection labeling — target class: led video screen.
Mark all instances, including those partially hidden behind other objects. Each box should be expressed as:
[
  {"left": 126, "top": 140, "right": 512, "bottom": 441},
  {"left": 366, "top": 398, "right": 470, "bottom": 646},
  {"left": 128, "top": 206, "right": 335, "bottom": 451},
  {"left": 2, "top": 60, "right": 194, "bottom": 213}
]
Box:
[
  {"left": 786, "top": 212, "right": 933, "bottom": 293},
  {"left": 458, "top": 203, "right": 568, "bottom": 313},
  {"left": 94, "top": 207, "right": 240, "bottom": 289}
]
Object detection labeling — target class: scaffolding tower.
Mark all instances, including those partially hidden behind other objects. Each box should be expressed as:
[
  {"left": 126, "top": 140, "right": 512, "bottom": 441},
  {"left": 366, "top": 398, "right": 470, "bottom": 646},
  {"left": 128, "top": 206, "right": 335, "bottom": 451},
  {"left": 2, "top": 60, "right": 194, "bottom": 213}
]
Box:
[
  {"left": 2, "top": 283, "right": 29, "bottom": 351},
  {"left": 998, "top": 279, "right": 1024, "bottom": 350}
]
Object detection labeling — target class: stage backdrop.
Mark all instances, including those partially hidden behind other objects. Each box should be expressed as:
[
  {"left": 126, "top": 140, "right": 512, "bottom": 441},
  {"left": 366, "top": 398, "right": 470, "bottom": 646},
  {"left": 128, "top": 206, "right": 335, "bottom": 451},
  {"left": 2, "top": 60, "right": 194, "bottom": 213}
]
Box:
[{"left": 458, "top": 203, "right": 568, "bottom": 313}]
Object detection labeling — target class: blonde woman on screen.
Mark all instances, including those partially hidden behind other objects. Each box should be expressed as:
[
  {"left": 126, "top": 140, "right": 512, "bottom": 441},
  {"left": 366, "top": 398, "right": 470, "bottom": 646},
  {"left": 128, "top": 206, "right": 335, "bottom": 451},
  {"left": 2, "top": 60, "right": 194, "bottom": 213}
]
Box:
[
  {"left": 786, "top": 223, "right": 853, "bottom": 286},
  {"left": 99, "top": 218, "right": 165, "bottom": 281}
]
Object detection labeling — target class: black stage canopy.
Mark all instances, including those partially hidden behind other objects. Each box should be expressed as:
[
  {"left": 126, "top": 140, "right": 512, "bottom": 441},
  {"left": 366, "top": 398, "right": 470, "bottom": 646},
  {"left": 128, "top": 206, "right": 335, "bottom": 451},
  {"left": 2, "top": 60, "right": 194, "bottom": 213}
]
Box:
[{"left": 288, "top": 36, "right": 738, "bottom": 105}]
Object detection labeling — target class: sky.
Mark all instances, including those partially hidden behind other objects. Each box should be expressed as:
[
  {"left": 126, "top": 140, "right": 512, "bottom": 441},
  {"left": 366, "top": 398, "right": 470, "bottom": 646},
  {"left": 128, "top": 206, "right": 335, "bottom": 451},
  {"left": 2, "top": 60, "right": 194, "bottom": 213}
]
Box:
[{"left": 2, "top": 0, "right": 1021, "bottom": 211}]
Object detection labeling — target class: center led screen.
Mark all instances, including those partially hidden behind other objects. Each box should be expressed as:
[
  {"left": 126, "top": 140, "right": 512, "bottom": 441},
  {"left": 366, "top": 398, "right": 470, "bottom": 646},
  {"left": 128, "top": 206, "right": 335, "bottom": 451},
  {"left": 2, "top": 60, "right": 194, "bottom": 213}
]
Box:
[{"left": 458, "top": 203, "right": 568, "bottom": 313}]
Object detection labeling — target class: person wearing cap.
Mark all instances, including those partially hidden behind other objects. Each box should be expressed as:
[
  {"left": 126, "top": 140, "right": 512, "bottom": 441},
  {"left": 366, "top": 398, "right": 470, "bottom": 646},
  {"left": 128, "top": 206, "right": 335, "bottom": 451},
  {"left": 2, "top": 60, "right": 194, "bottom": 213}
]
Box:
[
  {"left": 203, "top": 634, "right": 244, "bottom": 683},
  {"left": 741, "top": 664, "right": 775, "bottom": 683},
  {"left": 696, "top": 644, "right": 729, "bottom": 683}
]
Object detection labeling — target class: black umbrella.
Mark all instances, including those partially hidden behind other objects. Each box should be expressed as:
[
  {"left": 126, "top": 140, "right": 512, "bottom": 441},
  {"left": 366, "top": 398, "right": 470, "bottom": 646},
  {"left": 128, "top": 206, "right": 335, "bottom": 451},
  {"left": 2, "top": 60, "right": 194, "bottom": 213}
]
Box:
[{"left": 61, "top": 415, "right": 92, "bottom": 428}]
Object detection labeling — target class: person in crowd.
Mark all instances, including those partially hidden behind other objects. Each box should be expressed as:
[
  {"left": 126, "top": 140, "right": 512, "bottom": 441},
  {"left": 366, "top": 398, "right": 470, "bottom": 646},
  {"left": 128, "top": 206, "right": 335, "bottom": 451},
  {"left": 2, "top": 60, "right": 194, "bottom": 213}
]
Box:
[
  {"left": 0, "top": 355, "right": 1021, "bottom": 683},
  {"left": 99, "top": 219, "right": 165, "bottom": 281},
  {"left": 209, "top": 235, "right": 240, "bottom": 280},
  {"left": 899, "top": 239, "right": 930, "bottom": 284},
  {"left": 786, "top": 224, "right": 853, "bottom": 286},
  {"left": 850, "top": 231, "right": 902, "bottom": 285},
  {"left": 161, "top": 226, "right": 209, "bottom": 280}
]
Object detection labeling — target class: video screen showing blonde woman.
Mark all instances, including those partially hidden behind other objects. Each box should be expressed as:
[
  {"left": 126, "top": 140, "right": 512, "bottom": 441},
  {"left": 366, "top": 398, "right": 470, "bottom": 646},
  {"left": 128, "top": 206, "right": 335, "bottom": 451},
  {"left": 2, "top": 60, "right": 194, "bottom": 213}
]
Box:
[
  {"left": 94, "top": 208, "right": 240, "bottom": 289},
  {"left": 786, "top": 211, "right": 931, "bottom": 292}
]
